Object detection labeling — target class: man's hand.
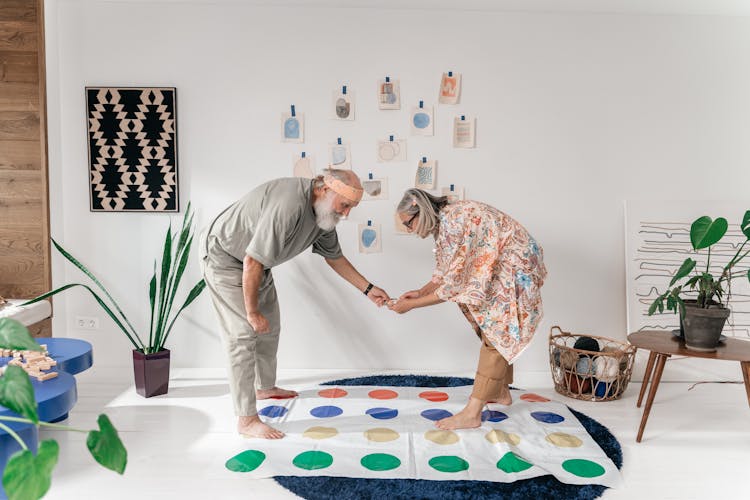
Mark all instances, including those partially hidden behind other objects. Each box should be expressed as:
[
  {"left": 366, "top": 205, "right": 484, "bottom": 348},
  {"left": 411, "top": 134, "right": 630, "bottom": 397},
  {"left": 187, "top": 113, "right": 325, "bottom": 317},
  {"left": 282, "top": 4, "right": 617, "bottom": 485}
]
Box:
[
  {"left": 247, "top": 312, "right": 271, "bottom": 334},
  {"left": 368, "top": 286, "right": 390, "bottom": 307},
  {"left": 387, "top": 298, "right": 414, "bottom": 314}
]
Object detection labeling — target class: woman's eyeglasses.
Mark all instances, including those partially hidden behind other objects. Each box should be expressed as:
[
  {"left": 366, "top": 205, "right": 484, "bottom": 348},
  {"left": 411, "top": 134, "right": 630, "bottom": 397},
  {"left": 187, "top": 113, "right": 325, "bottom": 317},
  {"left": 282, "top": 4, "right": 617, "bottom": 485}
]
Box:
[{"left": 403, "top": 212, "right": 419, "bottom": 229}]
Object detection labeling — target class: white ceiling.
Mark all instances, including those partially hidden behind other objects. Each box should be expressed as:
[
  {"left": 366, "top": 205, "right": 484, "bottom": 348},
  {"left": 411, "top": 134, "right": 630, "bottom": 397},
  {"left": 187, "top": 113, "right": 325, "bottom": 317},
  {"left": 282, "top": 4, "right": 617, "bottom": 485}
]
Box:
[{"left": 83, "top": 0, "right": 750, "bottom": 17}]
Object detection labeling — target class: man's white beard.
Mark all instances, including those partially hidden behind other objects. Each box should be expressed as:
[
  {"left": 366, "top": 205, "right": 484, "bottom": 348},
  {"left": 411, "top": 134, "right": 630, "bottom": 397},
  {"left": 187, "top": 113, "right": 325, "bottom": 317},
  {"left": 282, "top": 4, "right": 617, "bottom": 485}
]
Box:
[{"left": 314, "top": 192, "right": 341, "bottom": 231}]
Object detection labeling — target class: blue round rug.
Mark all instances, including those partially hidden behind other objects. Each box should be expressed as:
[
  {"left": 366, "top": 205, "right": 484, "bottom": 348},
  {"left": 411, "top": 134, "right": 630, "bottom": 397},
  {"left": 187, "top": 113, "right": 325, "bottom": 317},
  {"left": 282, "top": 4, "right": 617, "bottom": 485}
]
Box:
[{"left": 273, "top": 374, "right": 622, "bottom": 500}]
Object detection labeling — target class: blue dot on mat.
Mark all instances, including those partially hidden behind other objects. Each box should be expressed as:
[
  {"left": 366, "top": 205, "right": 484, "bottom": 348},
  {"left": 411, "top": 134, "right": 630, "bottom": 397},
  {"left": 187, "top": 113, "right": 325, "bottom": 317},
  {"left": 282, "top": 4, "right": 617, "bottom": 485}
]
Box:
[
  {"left": 421, "top": 409, "right": 453, "bottom": 421},
  {"left": 481, "top": 410, "right": 508, "bottom": 422},
  {"left": 531, "top": 411, "right": 565, "bottom": 424},
  {"left": 310, "top": 405, "right": 343, "bottom": 418},
  {"left": 366, "top": 407, "right": 398, "bottom": 420},
  {"left": 259, "top": 405, "right": 288, "bottom": 418}
]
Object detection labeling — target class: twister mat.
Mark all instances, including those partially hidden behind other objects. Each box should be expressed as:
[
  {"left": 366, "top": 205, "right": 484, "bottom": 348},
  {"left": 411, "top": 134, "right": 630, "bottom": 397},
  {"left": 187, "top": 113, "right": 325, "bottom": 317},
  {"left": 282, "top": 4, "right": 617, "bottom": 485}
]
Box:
[{"left": 225, "top": 386, "right": 622, "bottom": 488}]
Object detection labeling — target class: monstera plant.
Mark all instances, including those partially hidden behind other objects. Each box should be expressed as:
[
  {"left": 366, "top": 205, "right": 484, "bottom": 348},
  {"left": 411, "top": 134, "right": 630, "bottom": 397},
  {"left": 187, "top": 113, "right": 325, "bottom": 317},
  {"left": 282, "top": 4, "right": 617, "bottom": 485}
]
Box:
[
  {"left": 648, "top": 210, "right": 750, "bottom": 351},
  {"left": 0, "top": 318, "right": 127, "bottom": 500}
]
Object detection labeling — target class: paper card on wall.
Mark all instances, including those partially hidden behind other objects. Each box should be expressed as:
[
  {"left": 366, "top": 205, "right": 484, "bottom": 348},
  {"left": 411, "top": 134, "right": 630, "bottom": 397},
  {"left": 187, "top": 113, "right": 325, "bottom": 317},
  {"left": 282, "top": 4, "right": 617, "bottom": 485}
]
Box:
[
  {"left": 281, "top": 111, "right": 304, "bottom": 143},
  {"left": 441, "top": 185, "right": 464, "bottom": 202},
  {"left": 362, "top": 177, "right": 388, "bottom": 201},
  {"left": 328, "top": 141, "right": 352, "bottom": 169},
  {"left": 439, "top": 72, "right": 462, "bottom": 104},
  {"left": 394, "top": 212, "right": 410, "bottom": 235},
  {"left": 410, "top": 105, "right": 434, "bottom": 136},
  {"left": 332, "top": 88, "right": 355, "bottom": 120},
  {"left": 415, "top": 159, "right": 437, "bottom": 189},
  {"left": 378, "top": 78, "right": 401, "bottom": 110},
  {"left": 358, "top": 223, "right": 382, "bottom": 253},
  {"left": 293, "top": 154, "right": 315, "bottom": 178},
  {"left": 376, "top": 138, "right": 407, "bottom": 162},
  {"left": 453, "top": 116, "right": 476, "bottom": 148}
]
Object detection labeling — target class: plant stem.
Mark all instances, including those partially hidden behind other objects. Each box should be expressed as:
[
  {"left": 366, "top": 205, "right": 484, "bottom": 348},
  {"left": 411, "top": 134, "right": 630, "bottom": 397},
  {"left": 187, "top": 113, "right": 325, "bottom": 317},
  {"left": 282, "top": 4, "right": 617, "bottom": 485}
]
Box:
[
  {"left": 0, "top": 420, "right": 29, "bottom": 451},
  {"left": 0, "top": 415, "right": 89, "bottom": 433}
]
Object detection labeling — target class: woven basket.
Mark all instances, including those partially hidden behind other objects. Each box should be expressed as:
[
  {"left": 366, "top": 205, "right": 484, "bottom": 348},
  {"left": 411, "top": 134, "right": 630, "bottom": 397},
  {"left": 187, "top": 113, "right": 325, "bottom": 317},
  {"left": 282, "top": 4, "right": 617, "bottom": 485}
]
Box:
[{"left": 548, "top": 325, "right": 636, "bottom": 402}]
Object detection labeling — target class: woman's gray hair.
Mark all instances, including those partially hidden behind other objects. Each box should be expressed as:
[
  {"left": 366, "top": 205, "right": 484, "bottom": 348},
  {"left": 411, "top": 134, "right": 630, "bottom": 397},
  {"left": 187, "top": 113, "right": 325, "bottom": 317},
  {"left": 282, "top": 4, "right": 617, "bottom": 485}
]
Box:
[
  {"left": 313, "top": 168, "right": 351, "bottom": 190},
  {"left": 396, "top": 189, "right": 449, "bottom": 238}
]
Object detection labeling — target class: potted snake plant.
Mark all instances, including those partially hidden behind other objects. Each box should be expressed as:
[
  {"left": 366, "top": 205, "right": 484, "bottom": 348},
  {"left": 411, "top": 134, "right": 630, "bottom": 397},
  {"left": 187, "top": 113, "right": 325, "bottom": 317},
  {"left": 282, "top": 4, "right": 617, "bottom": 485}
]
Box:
[
  {"left": 648, "top": 210, "right": 750, "bottom": 351},
  {"left": 24, "top": 203, "right": 206, "bottom": 397}
]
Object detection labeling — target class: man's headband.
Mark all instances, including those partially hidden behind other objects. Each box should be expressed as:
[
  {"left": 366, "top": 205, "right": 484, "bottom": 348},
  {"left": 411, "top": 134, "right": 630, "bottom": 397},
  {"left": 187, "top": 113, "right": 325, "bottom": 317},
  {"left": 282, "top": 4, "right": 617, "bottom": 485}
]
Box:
[{"left": 324, "top": 174, "right": 363, "bottom": 203}]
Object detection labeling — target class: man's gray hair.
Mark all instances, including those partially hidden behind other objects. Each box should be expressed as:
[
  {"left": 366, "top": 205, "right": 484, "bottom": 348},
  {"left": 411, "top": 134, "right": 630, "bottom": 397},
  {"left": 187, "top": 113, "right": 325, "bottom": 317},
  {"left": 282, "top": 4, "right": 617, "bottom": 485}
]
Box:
[{"left": 396, "top": 188, "right": 449, "bottom": 238}]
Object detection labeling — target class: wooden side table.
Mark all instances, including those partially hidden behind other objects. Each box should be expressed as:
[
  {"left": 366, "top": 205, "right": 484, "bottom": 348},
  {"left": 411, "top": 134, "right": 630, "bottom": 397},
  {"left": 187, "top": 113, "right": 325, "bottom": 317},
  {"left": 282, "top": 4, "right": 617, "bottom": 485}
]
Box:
[{"left": 628, "top": 330, "right": 750, "bottom": 442}]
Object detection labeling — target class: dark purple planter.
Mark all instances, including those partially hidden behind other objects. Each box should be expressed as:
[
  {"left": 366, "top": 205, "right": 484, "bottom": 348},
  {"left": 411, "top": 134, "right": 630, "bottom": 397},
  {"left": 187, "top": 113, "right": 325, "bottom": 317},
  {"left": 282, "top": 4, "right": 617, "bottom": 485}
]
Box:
[{"left": 132, "top": 349, "right": 170, "bottom": 397}]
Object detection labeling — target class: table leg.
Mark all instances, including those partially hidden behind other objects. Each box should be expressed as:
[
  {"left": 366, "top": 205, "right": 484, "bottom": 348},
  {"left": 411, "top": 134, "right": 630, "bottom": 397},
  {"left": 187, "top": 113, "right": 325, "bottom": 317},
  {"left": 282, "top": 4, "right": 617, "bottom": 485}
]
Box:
[
  {"left": 741, "top": 361, "right": 750, "bottom": 408},
  {"left": 637, "top": 351, "right": 657, "bottom": 408},
  {"left": 636, "top": 353, "right": 669, "bottom": 443}
]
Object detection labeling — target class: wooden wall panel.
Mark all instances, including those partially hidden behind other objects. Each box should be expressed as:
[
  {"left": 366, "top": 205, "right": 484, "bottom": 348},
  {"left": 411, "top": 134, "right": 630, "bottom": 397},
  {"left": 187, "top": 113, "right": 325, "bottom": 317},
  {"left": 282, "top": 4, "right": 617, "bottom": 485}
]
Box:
[
  {"left": 0, "top": 0, "right": 51, "bottom": 332},
  {"left": 0, "top": 1, "right": 36, "bottom": 23},
  {"left": 0, "top": 140, "right": 41, "bottom": 169},
  {"left": 0, "top": 51, "right": 38, "bottom": 82}
]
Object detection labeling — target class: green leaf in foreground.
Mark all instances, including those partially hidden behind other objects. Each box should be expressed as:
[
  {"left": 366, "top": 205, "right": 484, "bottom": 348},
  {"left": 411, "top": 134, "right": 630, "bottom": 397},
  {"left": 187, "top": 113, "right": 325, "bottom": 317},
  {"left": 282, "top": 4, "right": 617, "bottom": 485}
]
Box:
[
  {"left": 0, "top": 318, "right": 43, "bottom": 351},
  {"left": 86, "top": 414, "right": 127, "bottom": 474},
  {"left": 2, "top": 440, "right": 59, "bottom": 500},
  {"left": 0, "top": 365, "right": 39, "bottom": 424}
]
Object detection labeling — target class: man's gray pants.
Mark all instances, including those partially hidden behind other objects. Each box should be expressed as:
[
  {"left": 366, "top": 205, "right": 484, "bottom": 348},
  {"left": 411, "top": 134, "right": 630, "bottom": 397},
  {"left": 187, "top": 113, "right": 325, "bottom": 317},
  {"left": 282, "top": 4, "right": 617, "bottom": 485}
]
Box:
[{"left": 200, "top": 240, "right": 280, "bottom": 417}]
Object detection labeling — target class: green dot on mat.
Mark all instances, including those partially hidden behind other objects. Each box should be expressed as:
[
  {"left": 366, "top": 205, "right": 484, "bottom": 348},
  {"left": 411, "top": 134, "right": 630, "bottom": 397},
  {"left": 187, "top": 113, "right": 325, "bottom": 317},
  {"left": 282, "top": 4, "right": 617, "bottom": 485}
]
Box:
[
  {"left": 225, "top": 450, "right": 266, "bottom": 472},
  {"left": 496, "top": 451, "right": 533, "bottom": 473},
  {"left": 292, "top": 450, "right": 334, "bottom": 470},
  {"left": 562, "top": 459, "right": 606, "bottom": 478},
  {"left": 428, "top": 455, "right": 469, "bottom": 473},
  {"left": 360, "top": 453, "right": 401, "bottom": 471}
]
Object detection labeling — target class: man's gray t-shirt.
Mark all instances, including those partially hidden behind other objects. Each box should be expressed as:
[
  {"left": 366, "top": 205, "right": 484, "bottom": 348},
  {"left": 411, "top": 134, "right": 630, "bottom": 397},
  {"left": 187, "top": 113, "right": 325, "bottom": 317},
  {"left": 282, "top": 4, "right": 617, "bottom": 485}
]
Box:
[{"left": 207, "top": 178, "right": 342, "bottom": 268}]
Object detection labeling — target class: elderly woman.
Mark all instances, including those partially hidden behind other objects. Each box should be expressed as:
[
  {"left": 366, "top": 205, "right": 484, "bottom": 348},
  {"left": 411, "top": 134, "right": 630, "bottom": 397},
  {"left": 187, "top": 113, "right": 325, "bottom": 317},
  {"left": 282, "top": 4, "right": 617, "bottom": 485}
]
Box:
[{"left": 389, "top": 189, "right": 547, "bottom": 430}]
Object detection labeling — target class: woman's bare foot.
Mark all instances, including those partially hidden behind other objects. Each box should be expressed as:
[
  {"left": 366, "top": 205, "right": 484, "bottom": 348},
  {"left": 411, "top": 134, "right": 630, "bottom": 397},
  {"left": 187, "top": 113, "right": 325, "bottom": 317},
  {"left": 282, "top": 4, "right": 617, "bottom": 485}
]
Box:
[
  {"left": 435, "top": 396, "right": 484, "bottom": 430},
  {"left": 238, "top": 415, "right": 284, "bottom": 439},
  {"left": 435, "top": 408, "right": 482, "bottom": 430},
  {"left": 488, "top": 387, "right": 513, "bottom": 406},
  {"left": 256, "top": 386, "right": 299, "bottom": 399}
]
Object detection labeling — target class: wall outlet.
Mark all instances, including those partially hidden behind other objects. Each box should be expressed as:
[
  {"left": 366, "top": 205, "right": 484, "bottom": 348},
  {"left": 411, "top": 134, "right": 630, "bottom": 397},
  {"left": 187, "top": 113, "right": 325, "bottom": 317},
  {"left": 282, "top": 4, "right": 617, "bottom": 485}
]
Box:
[{"left": 74, "top": 316, "right": 99, "bottom": 330}]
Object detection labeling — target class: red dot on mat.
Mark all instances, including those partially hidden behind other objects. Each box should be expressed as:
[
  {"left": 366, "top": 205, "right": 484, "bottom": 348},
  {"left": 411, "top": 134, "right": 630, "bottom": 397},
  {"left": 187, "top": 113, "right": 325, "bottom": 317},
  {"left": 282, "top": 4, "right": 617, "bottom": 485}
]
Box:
[
  {"left": 368, "top": 389, "right": 399, "bottom": 400},
  {"left": 521, "top": 393, "right": 550, "bottom": 402},
  {"left": 419, "top": 391, "right": 449, "bottom": 402},
  {"left": 318, "top": 388, "right": 348, "bottom": 398}
]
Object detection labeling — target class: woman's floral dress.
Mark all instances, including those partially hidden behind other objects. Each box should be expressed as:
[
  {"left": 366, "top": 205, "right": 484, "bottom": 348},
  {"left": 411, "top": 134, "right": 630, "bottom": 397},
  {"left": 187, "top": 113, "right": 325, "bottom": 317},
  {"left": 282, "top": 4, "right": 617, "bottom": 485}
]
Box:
[{"left": 432, "top": 201, "right": 547, "bottom": 363}]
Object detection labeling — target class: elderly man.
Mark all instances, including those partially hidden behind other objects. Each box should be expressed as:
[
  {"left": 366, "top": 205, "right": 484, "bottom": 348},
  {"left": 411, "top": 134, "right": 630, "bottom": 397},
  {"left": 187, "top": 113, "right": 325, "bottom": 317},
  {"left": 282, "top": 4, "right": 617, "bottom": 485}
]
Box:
[{"left": 201, "top": 169, "right": 389, "bottom": 439}]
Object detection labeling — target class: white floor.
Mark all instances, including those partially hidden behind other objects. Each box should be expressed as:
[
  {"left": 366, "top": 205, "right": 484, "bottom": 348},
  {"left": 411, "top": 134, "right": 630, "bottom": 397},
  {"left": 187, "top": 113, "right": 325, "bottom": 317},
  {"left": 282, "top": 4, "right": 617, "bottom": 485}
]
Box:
[{"left": 40, "top": 368, "right": 750, "bottom": 500}]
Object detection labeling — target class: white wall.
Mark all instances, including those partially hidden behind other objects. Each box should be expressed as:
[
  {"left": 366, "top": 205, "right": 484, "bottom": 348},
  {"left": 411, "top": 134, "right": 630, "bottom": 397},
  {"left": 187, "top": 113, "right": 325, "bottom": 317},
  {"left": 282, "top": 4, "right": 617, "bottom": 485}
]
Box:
[{"left": 44, "top": 0, "right": 750, "bottom": 383}]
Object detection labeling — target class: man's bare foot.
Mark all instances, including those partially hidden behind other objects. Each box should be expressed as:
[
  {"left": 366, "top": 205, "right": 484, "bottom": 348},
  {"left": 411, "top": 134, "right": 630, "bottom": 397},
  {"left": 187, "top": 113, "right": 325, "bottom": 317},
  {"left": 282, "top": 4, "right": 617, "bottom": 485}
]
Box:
[
  {"left": 256, "top": 386, "right": 299, "bottom": 399},
  {"left": 238, "top": 415, "right": 284, "bottom": 439},
  {"left": 436, "top": 408, "right": 482, "bottom": 430}
]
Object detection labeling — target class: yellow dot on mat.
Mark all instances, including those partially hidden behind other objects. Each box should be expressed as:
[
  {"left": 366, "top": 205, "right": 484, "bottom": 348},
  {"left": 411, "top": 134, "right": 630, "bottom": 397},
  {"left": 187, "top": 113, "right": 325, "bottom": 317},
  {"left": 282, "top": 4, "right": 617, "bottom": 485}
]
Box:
[
  {"left": 485, "top": 429, "right": 521, "bottom": 446},
  {"left": 303, "top": 426, "right": 339, "bottom": 440},
  {"left": 364, "top": 427, "right": 400, "bottom": 442},
  {"left": 424, "top": 430, "right": 460, "bottom": 445},
  {"left": 546, "top": 432, "right": 583, "bottom": 448}
]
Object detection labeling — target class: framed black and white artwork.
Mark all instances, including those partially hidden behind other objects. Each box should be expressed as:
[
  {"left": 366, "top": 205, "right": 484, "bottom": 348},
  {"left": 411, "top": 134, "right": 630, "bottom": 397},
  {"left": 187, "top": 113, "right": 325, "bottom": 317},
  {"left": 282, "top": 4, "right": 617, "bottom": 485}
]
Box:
[{"left": 86, "top": 87, "right": 179, "bottom": 212}]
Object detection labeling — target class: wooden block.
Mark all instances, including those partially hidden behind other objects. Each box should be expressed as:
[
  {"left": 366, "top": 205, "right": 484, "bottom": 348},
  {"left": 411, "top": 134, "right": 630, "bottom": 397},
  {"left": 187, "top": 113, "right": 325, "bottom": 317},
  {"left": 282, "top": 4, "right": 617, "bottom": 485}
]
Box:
[{"left": 36, "top": 371, "right": 57, "bottom": 382}]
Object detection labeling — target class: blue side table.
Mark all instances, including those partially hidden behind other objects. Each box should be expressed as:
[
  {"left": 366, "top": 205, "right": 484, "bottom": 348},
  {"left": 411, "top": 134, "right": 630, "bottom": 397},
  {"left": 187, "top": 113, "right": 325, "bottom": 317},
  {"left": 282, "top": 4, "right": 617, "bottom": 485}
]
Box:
[{"left": 0, "top": 338, "right": 93, "bottom": 498}]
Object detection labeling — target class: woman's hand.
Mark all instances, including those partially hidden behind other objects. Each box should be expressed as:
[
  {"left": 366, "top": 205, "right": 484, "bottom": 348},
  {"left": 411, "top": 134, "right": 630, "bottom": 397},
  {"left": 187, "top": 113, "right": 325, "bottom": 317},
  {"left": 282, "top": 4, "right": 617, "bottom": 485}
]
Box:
[
  {"left": 399, "top": 289, "right": 422, "bottom": 300},
  {"left": 387, "top": 298, "right": 415, "bottom": 314}
]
